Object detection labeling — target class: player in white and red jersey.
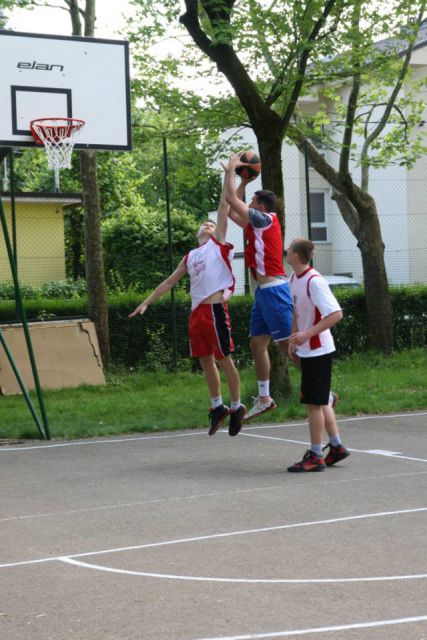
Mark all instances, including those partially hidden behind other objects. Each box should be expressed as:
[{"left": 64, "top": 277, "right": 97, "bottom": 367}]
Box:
[
  {"left": 222, "top": 154, "right": 293, "bottom": 421},
  {"left": 286, "top": 238, "right": 350, "bottom": 472},
  {"left": 129, "top": 183, "right": 246, "bottom": 437}
]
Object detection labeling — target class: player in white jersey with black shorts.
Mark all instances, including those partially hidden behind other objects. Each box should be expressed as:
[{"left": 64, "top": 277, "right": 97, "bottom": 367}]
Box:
[
  {"left": 129, "top": 181, "right": 245, "bottom": 438},
  {"left": 286, "top": 238, "right": 350, "bottom": 472}
]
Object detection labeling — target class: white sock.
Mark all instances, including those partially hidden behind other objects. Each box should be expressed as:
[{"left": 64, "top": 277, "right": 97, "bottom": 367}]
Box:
[
  {"left": 330, "top": 435, "right": 342, "bottom": 447},
  {"left": 211, "top": 396, "right": 223, "bottom": 409},
  {"left": 230, "top": 400, "right": 242, "bottom": 412},
  {"left": 258, "top": 380, "right": 270, "bottom": 397},
  {"left": 311, "top": 444, "right": 323, "bottom": 457}
]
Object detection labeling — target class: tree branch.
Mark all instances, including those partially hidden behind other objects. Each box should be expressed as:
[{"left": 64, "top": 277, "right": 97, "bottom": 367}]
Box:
[
  {"left": 280, "top": 0, "right": 338, "bottom": 132},
  {"left": 360, "top": 3, "right": 426, "bottom": 189},
  {"left": 180, "top": 0, "right": 279, "bottom": 130}
]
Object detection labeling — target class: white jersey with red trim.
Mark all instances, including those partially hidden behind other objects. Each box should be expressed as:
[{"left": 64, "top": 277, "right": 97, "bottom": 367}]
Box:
[
  {"left": 289, "top": 267, "right": 341, "bottom": 357},
  {"left": 184, "top": 237, "right": 235, "bottom": 310}
]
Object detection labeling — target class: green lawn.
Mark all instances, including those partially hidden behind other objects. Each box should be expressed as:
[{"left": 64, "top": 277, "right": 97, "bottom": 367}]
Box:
[{"left": 0, "top": 349, "right": 426, "bottom": 441}]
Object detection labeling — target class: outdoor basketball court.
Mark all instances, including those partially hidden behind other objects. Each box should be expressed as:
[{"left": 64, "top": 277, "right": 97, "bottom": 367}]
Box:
[{"left": 1, "top": 411, "right": 426, "bottom": 640}]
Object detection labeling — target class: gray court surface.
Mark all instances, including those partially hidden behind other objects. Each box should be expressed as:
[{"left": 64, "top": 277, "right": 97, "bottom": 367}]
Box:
[{"left": 1, "top": 411, "right": 426, "bottom": 640}]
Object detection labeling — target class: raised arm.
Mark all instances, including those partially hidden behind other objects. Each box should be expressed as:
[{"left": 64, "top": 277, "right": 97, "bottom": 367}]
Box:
[
  {"left": 128, "top": 258, "right": 187, "bottom": 318},
  {"left": 213, "top": 177, "right": 229, "bottom": 243},
  {"left": 223, "top": 155, "right": 251, "bottom": 226}
]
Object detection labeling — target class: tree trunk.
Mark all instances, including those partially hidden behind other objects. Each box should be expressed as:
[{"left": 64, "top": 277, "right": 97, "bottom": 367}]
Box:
[
  {"left": 256, "top": 133, "right": 292, "bottom": 398},
  {"left": 301, "top": 141, "right": 394, "bottom": 354},
  {"left": 334, "top": 192, "right": 393, "bottom": 352},
  {"left": 68, "top": 208, "right": 84, "bottom": 280},
  {"left": 80, "top": 150, "right": 110, "bottom": 367},
  {"left": 356, "top": 205, "right": 393, "bottom": 352}
]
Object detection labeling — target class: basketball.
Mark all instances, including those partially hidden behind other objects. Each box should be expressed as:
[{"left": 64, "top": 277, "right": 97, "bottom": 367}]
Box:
[{"left": 235, "top": 150, "right": 261, "bottom": 180}]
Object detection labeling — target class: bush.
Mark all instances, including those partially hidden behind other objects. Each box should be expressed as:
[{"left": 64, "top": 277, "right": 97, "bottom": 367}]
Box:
[
  {"left": 102, "top": 205, "right": 198, "bottom": 291},
  {"left": 0, "top": 285, "right": 425, "bottom": 368},
  {"left": 0, "top": 278, "right": 87, "bottom": 301}
]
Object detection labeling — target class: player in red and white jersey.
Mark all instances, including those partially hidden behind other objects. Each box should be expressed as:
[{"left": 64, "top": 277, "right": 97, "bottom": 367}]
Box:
[
  {"left": 222, "top": 154, "right": 293, "bottom": 421},
  {"left": 286, "top": 238, "right": 350, "bottom": 472},
  {"left": 129, "top": 182, "right": 246, "bottom": 438}
]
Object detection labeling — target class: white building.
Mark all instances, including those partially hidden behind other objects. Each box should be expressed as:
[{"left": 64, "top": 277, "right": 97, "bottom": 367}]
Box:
[{"left": 214, "top": 21, "right": 427, "bottom": 292}]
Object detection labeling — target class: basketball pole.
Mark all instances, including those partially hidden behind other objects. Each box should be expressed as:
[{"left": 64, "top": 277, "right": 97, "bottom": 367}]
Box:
[
  {"left": 0, "top": 329, "right": 47, "bottom": 439},
  {"left": 162, "top": 134, "right": 178, "bottom": 369},
  {"left": 0, "top": 149, "right": 50, "bottom": 439}
]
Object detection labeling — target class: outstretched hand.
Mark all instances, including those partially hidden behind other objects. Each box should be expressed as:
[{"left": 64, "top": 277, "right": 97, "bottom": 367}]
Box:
[
  {"left": 220, "top": 154, "right": 257, "bottom": 182},
  {"left": 128, "top": 302, "right": 148, "bottom": 318}
]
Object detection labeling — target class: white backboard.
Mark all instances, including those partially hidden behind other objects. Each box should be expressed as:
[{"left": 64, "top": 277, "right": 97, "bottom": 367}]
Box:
[{"left": 0, "top": 29, "right": 131, "bottom": 150}]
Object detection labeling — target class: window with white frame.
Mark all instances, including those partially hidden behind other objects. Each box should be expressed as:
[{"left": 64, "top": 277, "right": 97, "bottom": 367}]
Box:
[{"left": 309, "top": 191, "right": 328, "bottom": 241}]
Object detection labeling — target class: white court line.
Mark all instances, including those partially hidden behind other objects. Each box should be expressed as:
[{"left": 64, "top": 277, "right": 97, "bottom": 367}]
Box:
[
  {"left": 0, "top": 431, "right": 204, "bottom": 451},
  {"left": 242, "top": 433, "right": 427, "bottom": 463},
  {"left": 1, "top": 470, "right": 426, "bottom": 525},
  {"left": 1, "top": 411, "right": 426, "bottom": 452},
  {"left": 59, "top": 555, "right": 427, "bottom": 584},
  {"left": 1, "top": 507, "right": 425, "bottom": 572},
  {"left": 189, "top": 615, "right": 427, "bottom": 640}
]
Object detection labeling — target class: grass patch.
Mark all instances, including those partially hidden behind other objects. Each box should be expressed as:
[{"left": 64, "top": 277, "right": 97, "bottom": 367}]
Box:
[{"left": 0, "top": 349, "right": 425, "bottom": 441}]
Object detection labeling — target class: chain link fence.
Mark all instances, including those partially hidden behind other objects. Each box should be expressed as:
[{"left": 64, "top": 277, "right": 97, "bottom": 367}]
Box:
[{"left": 1, "top": 157, "right": 426, "bottom": 370}]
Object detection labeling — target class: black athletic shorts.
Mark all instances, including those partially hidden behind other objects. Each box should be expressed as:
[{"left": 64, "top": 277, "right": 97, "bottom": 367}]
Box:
[{"left": 300, "top": 352, "right": 335, "bottom": 406}]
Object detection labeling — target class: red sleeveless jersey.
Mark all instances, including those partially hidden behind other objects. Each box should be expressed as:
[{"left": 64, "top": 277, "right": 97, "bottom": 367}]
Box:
[{"left": 244, "top": 212, "right": 286, "bottom": 279}]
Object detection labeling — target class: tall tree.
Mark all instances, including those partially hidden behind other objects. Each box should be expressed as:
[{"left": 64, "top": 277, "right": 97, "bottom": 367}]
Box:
[
  {"left": 292, "top": 0, "right": 426, "bottom": 351},
  {"left": 67, "top": 0, "right": 110, "bottom": 367},
  {"left": 129, "top": 0, "right": 426, "bottom": 357},
  {"left": 130, "top": 0, "right": 348, "bottom": 395}
]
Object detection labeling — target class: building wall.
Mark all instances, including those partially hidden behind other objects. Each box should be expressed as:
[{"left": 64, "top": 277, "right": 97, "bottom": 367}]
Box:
[
  {"left": 0, "top": 201, "right": 66, "bottom": 286},
  {"left": 407, "top": 64, "right": 427, "bottom": 284}
]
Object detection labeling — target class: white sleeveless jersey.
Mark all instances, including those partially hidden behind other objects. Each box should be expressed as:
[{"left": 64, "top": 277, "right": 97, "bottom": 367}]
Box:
[
  {"left": 289, "top": 267, "right": 341, "bottom": 357},
  {"left": 184, "top": 237, "right": 235, "bottom": 310}
]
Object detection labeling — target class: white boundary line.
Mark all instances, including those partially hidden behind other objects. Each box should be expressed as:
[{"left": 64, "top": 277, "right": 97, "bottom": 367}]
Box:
[
  {"left": 59, "top": 556, "right": 427, "bottom": 584},
  {"left": 1, "top": 507, "right": 426, "bottom": 581},
  {"left": 189, "top": 615, "right": 427, "bottom": 640},
  {"left": 1, "top": 411, "right": 426, "bottom": 452},
  {"left": 241, "top": 433, "right": 427, "bottom": 463}
]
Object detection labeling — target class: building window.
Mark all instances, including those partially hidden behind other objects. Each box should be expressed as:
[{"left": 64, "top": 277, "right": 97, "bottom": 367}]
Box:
[{"left": 309, "top": 192, "right": 328, "bottom": 241}]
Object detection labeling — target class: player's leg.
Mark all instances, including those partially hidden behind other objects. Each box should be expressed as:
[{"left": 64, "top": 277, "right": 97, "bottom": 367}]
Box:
[
  {"left": 288, "top": 355, "right": 327, "bottom": 472},
  {"left": 199, "top": 354, "right": 221, "bottom": 399},
  {"left": 217, "top": 355, "right": 246, "bottom": 436},
  {"left": 190, "top": 305, "right": 229, "bottom": 436},
  {"left": 322, "top": 403, "right": 350, "bottom": 466},
  {"left": 200, "top": 354, "right": 230, "bottom": 436},
  {"left": 217, "top": 355, "right": 240, "bottom": 404}
]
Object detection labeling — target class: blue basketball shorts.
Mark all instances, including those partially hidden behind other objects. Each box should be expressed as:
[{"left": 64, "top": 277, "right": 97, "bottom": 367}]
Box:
[{"left": 249, "top": 281, "right": 293, "bottom": 342}]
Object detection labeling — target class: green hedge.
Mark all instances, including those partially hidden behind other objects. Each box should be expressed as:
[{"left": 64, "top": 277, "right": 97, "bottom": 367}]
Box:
[{"left": 0, "top": 286, "right": 426, "bottom": 368}]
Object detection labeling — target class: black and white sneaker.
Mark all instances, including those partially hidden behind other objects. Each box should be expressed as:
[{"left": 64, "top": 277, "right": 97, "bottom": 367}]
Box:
[
  {"left": 208, "top": 404, "right": 230, "bottom": 436},
  {"left": 228, "top": 404, "right": 246, "bottom": 437}
]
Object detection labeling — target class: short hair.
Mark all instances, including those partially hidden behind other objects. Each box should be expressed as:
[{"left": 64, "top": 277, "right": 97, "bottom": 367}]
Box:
[
  {"left": 254, "top": 190, "right": 278, "bottom": 213},
  {"left": 290, "top": 238, "right": 314, "bottom": 264}
]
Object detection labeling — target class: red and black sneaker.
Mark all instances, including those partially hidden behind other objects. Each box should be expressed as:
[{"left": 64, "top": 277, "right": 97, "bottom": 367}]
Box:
[
  {"left": 208, "top": 404, "right": 230, "bottom": 436},
  {"left": 287, "top": 450, "right": 326, "bottom": 473},
  {"left": 323, "top": 443, "right": 350, "bottom": 466},
  {"left": 228, "top": 404, "right": 246, "bottom": 437}
]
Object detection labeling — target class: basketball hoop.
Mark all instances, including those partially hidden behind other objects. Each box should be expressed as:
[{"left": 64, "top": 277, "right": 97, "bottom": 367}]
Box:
[{"left": 30, "top": 117, "right": 85, "bottom": 191}]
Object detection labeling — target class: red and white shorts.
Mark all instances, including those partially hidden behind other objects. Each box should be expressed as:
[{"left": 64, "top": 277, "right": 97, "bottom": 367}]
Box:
[{"left": 189, "top": 302, "right": 234, "bottom": 360}]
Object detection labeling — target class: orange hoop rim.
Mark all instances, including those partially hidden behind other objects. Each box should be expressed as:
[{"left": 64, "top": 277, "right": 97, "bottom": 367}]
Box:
[{"left": 30, "top": 117, "right": 85, "bottom": 145}]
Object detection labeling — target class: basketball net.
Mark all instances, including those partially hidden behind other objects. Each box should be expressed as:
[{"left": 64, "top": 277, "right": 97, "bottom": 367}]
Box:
[{"left": 30, "top": 118, "right": 85, "bottom": 192}]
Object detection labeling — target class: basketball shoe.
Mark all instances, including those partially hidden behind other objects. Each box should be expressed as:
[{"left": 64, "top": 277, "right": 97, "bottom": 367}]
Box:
[
  {"left": 287, "top": 450, "right": 326, "bottom": 473},
  {"left": 208, "top": 404, "right": 230, "bottom": 436}
]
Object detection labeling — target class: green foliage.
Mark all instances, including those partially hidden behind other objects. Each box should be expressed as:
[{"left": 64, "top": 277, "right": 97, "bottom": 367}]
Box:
[
  {"left": 0, "top": 348, "right": 426, "bottom": 440},
  {"left": 1, "top": 285, "right": 425, "bottom": 368},
  {"left": 0, "top": 278, "right": 87, "bottom": 300},
  {"left": 102, "top": 203, "right": 198, "bottom": 290}
]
